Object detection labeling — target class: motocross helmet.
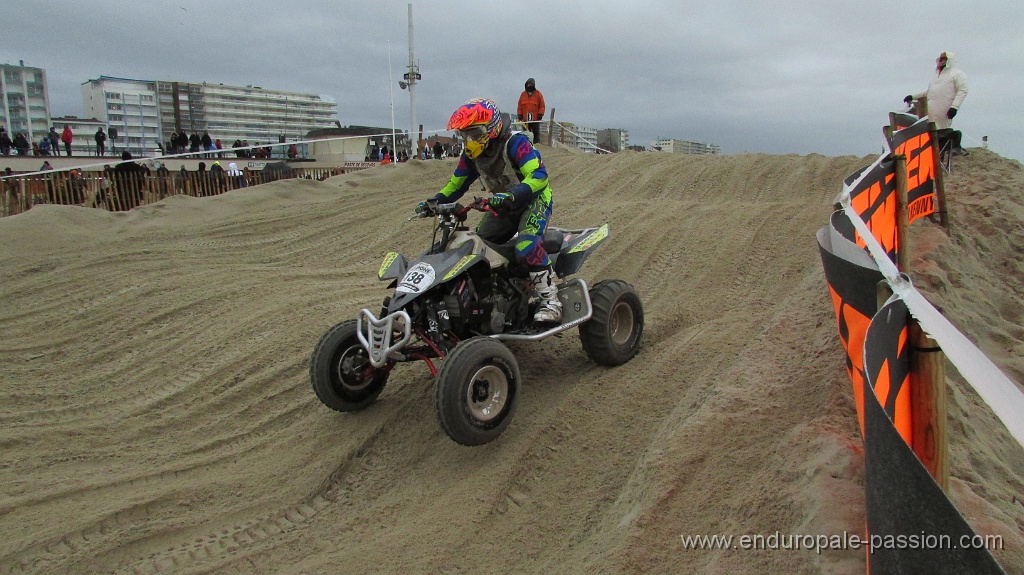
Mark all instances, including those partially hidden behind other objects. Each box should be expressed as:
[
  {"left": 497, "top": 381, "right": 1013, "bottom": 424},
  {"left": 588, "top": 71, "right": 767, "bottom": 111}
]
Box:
[{"left": 447, "top": 98, "right": 503, "bottom": 159}]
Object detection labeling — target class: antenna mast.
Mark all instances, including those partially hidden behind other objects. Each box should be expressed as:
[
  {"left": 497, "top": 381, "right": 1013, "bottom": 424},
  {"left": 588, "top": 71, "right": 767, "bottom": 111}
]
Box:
[{"left": 400, "top": 4, "right": 421, "bottom": 155}]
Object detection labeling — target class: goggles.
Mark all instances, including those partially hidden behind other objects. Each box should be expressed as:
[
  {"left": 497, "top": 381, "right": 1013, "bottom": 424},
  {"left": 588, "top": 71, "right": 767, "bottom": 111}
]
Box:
[{"left": 457, "top": 126, "right": 489, "bottom": 142}]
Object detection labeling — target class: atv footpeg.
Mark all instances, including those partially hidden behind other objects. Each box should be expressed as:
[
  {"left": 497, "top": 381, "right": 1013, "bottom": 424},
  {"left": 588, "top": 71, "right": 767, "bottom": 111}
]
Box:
[
  {"left": 493, "top": 279, "right": 592, "bottom": 341},
  {"left": 357, "top": 309, "right": 412, "bottom": 367}
]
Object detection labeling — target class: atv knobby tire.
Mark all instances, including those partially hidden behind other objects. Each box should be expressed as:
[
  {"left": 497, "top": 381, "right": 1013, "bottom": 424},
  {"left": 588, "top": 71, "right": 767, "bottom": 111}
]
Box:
[
  {"left": 435, "top": 337, "right": 520, "bottom": 446},
  {"left": 310, "top": 319, "right": 390, "bottom": 412},
  {"left": 579, "top": 279, "right": 644, "bottom": 366}
]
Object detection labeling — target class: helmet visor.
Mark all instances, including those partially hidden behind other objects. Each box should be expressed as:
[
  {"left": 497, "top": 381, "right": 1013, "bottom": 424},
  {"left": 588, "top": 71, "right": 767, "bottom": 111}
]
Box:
[{"left": 457, "top": 126, "right": 489, "bottom": 143}]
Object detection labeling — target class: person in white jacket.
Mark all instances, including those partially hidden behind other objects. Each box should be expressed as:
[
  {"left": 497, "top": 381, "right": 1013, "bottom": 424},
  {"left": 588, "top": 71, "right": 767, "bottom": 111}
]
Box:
[{"left": 905, "top": 51, "right": 969, "bottom": 154}]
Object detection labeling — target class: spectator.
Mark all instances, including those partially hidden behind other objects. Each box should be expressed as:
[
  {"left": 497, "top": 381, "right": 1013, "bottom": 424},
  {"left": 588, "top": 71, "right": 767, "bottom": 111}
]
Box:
[
  {"left": 152, "top": 162, "right": 170, "bottom": 198},
  {"left": 176, "top": 164, "right": 190, "bottom": 195},
  {"left": 905, "top": 51, "right": 969, "bottom": 156},
  {"left": 176, "top": 131, "right": 188, "bottom": 155},
  {"left": 189, "top": 132, "right": 201, "bottom": 154},
  {"left": 39, "top": 137, "right": 52, "bottom": 156},
  {"left": 517, "top": 78, "right": 546, "bottom": 144},
  {"left": 68, "top": 169, "right": 86, "bottom": 204},
  {"left": 226, "top": 161, "right": 247, "bottom": 188},
  {"left": 48, "top": 127, "right": 61, "bottom": 157},
  {"left": 40, "top": 161, "right": 55, "bottom": 202},
  {"left": 112, "top": 151, "right": 147, "bottom": 210},
  {"left": 196, "top": 161, "right": 209, "bottom": 195},
  {"left": 4, "top": 166, "right": 19, "bottom": 211},
  {"left": 0, "top": 128, "right": 12, "bottom": 156},
  {"left": 92, "top": 165, "right": 111, "bottom": 208},
  {"left": 95, "top": 127, "right": 107, "bottom": 157},
  {"left": 14, "top": 133, "right": 30, "bottom": 156},
  {"left": 108, "top": 127, "right": 119, "bottom": 155},
  {"left": 201, "top": 131, "right": 213, "bottom": 157},
  {"left": 60, "top": 125, "right": 74, "bottom": 156},
  {"left": 432, "top": 140, "right": 443, "bottom": 159}
]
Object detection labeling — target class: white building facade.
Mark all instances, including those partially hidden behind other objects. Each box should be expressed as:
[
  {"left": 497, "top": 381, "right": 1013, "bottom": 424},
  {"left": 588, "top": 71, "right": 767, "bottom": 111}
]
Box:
[
  {"left": 82, "top": 76, "right": 338, "bottom": 156},
  {"left": 1, "top": 62, "right": 52, "bottom": 145},
  {"left": 82, "top": 76, "right": 161, "bottom": 156},
  {"left": 597, "top": 128, "right": 630, "bottom": 153},
  {"left": 652, "top": 138, "right": 721, "bottom": 155},
  {"left": 541, "top": 121, "right": 600, "bottom": 152}
]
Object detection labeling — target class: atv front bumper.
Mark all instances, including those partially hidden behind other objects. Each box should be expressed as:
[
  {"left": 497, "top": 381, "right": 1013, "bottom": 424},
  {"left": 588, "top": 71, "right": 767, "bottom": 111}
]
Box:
[{"left": 356, "top": 309, "right": 412, "bottom": 368}]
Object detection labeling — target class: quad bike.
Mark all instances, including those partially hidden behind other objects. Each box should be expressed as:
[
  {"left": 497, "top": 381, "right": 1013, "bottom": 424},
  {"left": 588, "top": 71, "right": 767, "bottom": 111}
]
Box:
[{"left": 310, "top": 197, "right": 644, "bottom": 446}]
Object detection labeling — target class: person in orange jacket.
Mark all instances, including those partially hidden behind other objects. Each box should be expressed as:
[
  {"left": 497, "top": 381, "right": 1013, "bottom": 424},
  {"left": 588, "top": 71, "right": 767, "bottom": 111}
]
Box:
[{"left": 516, "top": 78, "right": 545, "bottom": 144}]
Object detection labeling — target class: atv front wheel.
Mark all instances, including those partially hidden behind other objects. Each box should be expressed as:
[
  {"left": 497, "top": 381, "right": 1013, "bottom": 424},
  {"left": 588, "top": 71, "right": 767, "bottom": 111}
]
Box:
[
  {"left": 435, "top": 337, "right": 520, "bottom": 446},
  {"left": 310, "top": 320, "right": 391, "bottom": 411},
  {"left": 579, "top": 279, "right": 644, "bottom": 366}
]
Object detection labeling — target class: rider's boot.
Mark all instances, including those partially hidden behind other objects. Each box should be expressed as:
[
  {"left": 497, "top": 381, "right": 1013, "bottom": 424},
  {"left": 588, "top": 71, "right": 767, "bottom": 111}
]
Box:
[{"left": 530, "top": 267, "right": 562, "bottom": 323}]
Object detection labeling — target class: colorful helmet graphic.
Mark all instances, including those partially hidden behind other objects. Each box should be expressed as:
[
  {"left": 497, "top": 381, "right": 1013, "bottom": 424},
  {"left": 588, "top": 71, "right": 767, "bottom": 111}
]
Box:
[{"left": 447, "top": 98, "right": 503, "bottom": 159}]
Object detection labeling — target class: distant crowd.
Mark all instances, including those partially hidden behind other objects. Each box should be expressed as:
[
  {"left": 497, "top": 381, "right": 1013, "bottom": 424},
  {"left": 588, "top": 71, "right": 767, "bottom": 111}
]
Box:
[{"left": 0, "top": 124, "right": 299, "bottom": 160}]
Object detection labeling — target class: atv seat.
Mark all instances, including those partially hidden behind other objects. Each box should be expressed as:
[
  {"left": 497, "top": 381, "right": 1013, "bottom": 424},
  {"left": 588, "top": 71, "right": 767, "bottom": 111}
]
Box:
[
  {"left": 543, "top": 228, "right": 565, "bottom": 254},
  {"left": 484, "top": 228, "right": 566, "bottom": 262}
]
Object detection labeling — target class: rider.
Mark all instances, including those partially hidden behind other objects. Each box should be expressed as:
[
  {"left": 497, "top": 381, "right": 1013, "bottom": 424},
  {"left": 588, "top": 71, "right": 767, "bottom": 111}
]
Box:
[{"left": 416, "top": 98, "right": 562, "bottom": 323}]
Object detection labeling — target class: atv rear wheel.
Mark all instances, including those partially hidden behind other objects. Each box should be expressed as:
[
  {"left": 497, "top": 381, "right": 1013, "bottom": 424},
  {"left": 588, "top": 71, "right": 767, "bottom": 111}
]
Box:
[
  {"left": 310, "top": 319, "right": 390, "bottom": 411},
  {"left": 579, "top": 279, "right": 644, "bottom": 366},
  {"left": 435, "top": 337, "right": 520, "bottom": 446}
]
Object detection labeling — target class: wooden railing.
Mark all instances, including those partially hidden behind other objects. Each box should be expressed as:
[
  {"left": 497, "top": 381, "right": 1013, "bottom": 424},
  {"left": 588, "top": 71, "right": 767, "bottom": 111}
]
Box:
[{"left": 1, "top": 166, "right": 345, "bottom": 216}]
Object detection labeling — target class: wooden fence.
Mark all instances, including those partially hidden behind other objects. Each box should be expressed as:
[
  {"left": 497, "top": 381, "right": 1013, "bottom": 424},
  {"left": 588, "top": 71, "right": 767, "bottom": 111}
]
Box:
[{"left": 1, "top": 166, "right": 346, "bottom": 217}]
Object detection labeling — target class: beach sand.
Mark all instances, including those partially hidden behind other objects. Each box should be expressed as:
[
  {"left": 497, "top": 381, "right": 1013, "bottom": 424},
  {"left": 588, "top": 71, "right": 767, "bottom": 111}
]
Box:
[{"left": 1, "top": 147, "right": 1021, "bottom": 574}]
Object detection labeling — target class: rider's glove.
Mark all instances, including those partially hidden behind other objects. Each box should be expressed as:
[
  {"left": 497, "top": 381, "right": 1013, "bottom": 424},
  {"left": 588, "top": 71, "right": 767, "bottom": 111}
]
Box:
[
  {"left": 946, "top": 107, "right": 957, "bottom": 119},
  {"left": 415, "top": 200, "right": 430, "bottom": 215},
  {"left": 489, "top": 192, "right": 514, "bottom": 211},
  {"left": 904, "top": 95, "right": 913, "bottom": 105}
]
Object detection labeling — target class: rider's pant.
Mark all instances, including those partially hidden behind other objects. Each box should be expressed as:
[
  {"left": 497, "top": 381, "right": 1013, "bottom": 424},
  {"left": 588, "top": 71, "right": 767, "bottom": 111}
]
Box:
[{"left": 476, "top": 194, "right": 552, "bottom": 271}]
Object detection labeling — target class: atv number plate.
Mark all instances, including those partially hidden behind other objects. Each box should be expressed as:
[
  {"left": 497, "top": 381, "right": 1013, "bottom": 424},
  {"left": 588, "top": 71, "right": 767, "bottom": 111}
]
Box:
[{"left": 396, "top": 262, "right": 436, "bottom": 294}]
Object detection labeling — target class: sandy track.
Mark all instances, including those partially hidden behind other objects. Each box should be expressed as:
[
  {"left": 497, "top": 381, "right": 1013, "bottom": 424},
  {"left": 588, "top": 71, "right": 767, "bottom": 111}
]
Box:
[{"left": 1, "top": 148, "right": 1021, "bottom": 574}]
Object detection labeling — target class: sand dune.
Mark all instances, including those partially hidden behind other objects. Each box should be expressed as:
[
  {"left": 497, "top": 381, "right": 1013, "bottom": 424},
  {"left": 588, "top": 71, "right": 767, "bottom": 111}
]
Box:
[{"left": 1, "top": 147, "right": 1021, "bottom": 574}]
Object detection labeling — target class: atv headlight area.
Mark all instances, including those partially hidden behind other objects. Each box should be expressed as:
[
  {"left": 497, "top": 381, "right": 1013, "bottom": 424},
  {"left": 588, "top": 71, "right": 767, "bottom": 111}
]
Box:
[{"left": 357, "top": 309, "right": 413, "bottom": 367}]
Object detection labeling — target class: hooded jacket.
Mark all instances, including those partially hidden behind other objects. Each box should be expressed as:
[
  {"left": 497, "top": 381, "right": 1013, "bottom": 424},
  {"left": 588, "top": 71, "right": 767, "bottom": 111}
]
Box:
[
  {"left": 517, "top": 79, "right": 545, "bottom": 122},
  {"left": 914, "top": 52, "right": 968, "bottom": 130}
]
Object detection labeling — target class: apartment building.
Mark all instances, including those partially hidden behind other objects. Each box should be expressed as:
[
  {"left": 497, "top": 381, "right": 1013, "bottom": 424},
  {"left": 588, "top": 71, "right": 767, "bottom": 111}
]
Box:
[
  {"left": 83, "top": 76, "right": 338, "bottom": 155},
  {"left": 193, "top": 82, "right": 337, "bottom": 145},
  {"left": 541, "top": 121, "right": 599, "bottom": 152},
  {"left": 82, "top": 76, "right": 161, "bottom": 156},
  {"left": 1, "top": 61, "right": 52, "bottom": 144},
  {"left": 597, "top": 128, "right": 630, "bottom": 153},
  {"left": 652, "top": 138, "right": 721, "bottom": 155}
]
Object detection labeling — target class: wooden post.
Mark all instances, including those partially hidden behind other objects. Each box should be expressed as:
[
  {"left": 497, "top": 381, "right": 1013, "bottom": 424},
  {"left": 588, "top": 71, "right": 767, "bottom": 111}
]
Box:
[
  {"left": 893, "top": 154, "right": 910, "bottom": 272},
  {"left": 909, "top": 321, "right": 948, "bottom": 490},
  {"left": 928, "top": 123, "right": 950, "bottom": 229},
  {"left": 546, "top": 108, "right": 555, "bottom": 146}
]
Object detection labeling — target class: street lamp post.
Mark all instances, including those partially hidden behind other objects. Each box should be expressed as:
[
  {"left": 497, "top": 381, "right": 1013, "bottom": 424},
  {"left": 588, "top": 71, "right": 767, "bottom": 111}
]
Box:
[{"left": 398, "top": 3, "right": 421, "bottom": 158}]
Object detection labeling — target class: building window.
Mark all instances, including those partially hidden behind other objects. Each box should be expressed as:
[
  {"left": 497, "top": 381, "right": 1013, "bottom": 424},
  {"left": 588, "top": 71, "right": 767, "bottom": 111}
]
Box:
[
  {"left": 106, "top": 92, "right": 122, "bottom": 100},
  {"left": 109, "top": 114, "right": 123, "bottom": 122},
  {"left": 141, "top": 95, "right": 154, "bottom": 102},
  {"left": 108, "top": 103, "right": 122, "bottom": 111}
]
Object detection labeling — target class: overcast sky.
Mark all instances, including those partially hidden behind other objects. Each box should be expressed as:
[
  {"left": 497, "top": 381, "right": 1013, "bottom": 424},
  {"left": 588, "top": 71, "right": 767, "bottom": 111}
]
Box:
[{"left": 6, "top": 1, "right": 1023, "bottom": 162}]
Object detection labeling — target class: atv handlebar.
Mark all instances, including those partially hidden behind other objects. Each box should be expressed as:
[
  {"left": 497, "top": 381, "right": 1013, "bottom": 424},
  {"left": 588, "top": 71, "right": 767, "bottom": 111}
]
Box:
[{"left": 410, "top": 197, "right": 498, "bottom": 221}]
